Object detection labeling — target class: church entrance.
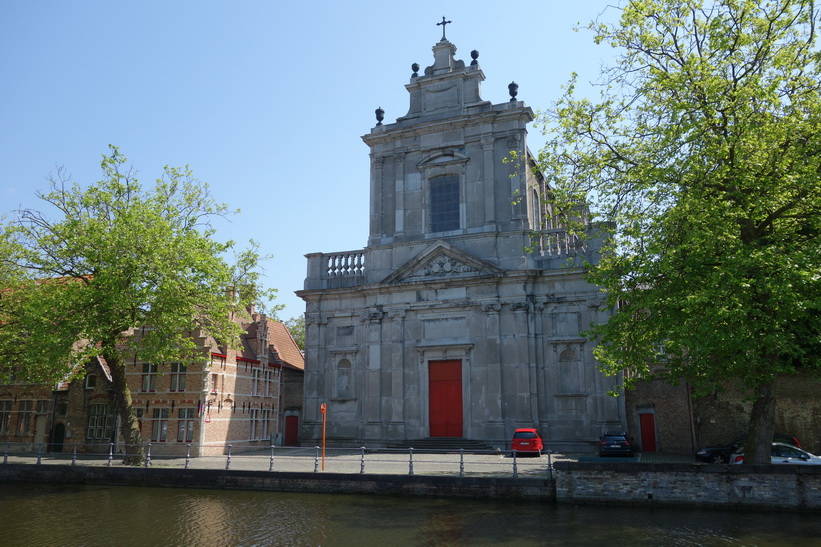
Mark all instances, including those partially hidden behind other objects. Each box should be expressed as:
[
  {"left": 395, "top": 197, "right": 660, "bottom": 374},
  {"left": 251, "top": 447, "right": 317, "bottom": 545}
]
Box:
[{"left": 428, "top": 360, "right": 463, "bottom": 437}]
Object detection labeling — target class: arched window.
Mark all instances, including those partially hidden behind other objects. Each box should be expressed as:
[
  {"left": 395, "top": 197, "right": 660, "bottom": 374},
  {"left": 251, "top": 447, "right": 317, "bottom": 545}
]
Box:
[
  {"left": 531, "top": 188, "right": 541, "bottom": 230},
  {"left": 429, "top": 175, "right": 460, "bottom": 232},
  {"left": 558, "top": 347, "right": 581, "bottom": 394},
  {"left": 336, "top": 359, "right": 352, "bottom": 398}
]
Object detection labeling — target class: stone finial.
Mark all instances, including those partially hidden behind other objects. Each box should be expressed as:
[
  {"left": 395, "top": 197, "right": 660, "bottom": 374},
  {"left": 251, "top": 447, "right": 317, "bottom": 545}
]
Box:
[
  {"left": 508, "top": 81, "right": 519, "bottom": 102},
  {"left": 470, "top": 50, "right": 479, "bottom": 66},
  {"left": 412, "top": 63, "right": 419, "bottom": 78},
  {"left": 375, "top": 106, "right": 384, "bottom": 126}
]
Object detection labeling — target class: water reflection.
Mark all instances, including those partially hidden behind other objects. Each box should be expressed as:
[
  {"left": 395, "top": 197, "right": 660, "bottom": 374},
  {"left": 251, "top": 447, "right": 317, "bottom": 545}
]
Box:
[{"left": 0, "top": 483, "right": 818, "bottom": 546}]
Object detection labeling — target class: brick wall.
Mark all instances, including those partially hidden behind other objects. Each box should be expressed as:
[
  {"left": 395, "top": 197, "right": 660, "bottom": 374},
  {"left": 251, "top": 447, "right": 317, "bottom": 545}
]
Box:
[
  {"left": 626, "top": 378, "right": 693, "bottom": 453},
  {"left": 692, "top": 373, "right": 821, "bottom": 455},
  {"left": 626, "top": 371, "right": 821, "bottom": 456}
]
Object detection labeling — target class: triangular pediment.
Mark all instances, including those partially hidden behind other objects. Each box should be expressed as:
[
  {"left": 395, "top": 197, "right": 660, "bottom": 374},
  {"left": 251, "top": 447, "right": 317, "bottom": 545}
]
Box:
[{"left": 382, "top": 241, "right": 505, "bottom": 284}]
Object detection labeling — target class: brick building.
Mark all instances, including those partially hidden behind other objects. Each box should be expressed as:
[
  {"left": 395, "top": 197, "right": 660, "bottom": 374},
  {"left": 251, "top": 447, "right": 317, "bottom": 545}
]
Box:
[{"left": 0, "top": 313, "right": 303, "bottom": 457}]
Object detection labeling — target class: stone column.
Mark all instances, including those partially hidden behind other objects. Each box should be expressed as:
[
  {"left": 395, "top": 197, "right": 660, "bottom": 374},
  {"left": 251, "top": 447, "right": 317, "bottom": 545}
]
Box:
[
  {"left": 394, "top": 153, "right": 405, "bottom": 237},
  {"left": 387, "top": 309, "right": 406, "bottom": 438},
  {"left": 482, "top": 137, "right": 495, "bottom": 226},
  {"left": 482, "top": 303, "right": 504, "bottom": 441},
  {"left": 369, "top": 155, "right": 384, "bottom": 245},
  {"left": 303, "top": 313, "right": 327, "bottom": 441},
  {"left": 362, "top": 307, "right": 384, "bottom": 440}
]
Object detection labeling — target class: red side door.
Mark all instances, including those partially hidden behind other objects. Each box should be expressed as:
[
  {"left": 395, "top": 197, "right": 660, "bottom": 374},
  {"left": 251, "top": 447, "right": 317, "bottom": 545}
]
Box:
[
  {"left": 284, "top": 415, "right": 299, "bottom": 446},
  {"left": 639, "top": 413, "right": 657, "bottom": 452},
  {"left": 429, "top": 360, "right": 463, "bottom": 437}
]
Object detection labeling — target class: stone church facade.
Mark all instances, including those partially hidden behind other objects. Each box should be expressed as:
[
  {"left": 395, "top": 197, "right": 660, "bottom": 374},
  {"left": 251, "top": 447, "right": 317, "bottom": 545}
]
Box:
[{"left": 298, "top": 33, "right": 625, "bottom": 451}]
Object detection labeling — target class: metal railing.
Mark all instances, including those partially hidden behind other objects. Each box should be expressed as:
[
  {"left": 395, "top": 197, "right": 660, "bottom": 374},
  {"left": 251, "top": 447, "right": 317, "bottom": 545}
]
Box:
[{"left": 0, "top": 441, "right": 556, "bottom": 479}]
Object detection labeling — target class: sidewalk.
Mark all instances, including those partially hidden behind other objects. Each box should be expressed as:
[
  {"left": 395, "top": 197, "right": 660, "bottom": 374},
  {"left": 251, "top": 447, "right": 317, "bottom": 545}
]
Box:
[{"left": 1, "top": 447, "right": 696, "bottom": 477}]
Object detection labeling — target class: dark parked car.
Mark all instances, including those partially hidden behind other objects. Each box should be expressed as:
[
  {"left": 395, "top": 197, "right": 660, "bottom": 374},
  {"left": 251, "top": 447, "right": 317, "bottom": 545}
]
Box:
[
  {"left": 511, "top": 428, "right": 544, "bottom": 455},
  {"left": 695, "top": 434, "right": 801, "bottom": 463},
  {"left": 599, "top": 432, "right": 634, "bottom": 457}
]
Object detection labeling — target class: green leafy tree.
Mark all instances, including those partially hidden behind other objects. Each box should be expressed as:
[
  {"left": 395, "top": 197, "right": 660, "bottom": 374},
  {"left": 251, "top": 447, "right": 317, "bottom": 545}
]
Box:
[
  {"left": 538, "top": 0, "right": 821, "bottom": 463},
  {"left": 0, "top": 146, "right": 276, "bottom": 464},
  {"left": 284, "top": 314, "right": 305, "bottom": 351}
]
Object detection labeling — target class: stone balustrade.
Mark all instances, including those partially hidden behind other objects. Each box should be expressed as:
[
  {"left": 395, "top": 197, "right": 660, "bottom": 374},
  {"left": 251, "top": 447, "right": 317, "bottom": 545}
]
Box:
[
  {"left": 537, "top": 228, "right": 586, "bottom": 257},
  {"left": 324, "top": 251, "right": 365, "bottom": 277}
]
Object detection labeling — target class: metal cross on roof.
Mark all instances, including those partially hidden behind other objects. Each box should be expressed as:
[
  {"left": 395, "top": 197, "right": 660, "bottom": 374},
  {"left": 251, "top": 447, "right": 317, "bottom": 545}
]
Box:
[{"left": 437, "top": 16, "right": 452, "bottom": 40}]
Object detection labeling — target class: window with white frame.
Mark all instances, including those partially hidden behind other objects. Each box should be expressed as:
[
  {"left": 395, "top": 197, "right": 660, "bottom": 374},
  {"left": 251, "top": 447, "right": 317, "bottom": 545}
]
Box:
[
  {"left": 87, "top": 403, "right": 113, "bottom": 441},
  {"left": 264, "top": 369, "right": 273, "bottom": 397},
  {"left": 211, "top": 373, "right": 219, "bottom": 394},
  {"left": 84, "top": 374, "right": 97, "bottom": 390},
  {"left": 177, "top": 408, "right": 195, "bottom": 442},
  {"left": 170, "top": 363, "right": 186, "bottom": 392},
  {"left": 261, "top": 409, "right": 271, "bottom": 439},
  {"left": 250, "top": 408, "right": 259, "bottom": 440},
  {"left": 16, "top": 401, "right": 33, "bottom": 434},
  {"left": 151, "top": 408, "right": 169, "bottom": 442},
  {"left": 0, "top": 400, "right": 11, "bottom": 433},
  {"left": 252, "top": 368, "right": 262, "bottom": 396},
  {"left": 141, "top": 364, "right": 157, "bottom": 392}
]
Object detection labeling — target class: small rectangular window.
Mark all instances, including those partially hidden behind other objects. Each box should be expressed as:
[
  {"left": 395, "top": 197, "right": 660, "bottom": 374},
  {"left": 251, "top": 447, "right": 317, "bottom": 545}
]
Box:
[
  {"left": 264, "top": 370, "right": 273, "bottom": 397},
  {"left": 177, "top": 409, "right": 195, "bottom": 442},
  {"left": 170, "top": 363, "right": 186, "bottom": 392},
  {"left": 151, "top": 408, "right": 169, "bottom": 442},
  {"left": 141, "top": 364, "right": 157, "bottom": 392},
  {"left": 0, "top": 400, "right": 12, "bottom": 433},
  {"left": 17, "top": 401, "right": 34, "bottom": 434},
  {"left": 84, "top": 375, "right": 97, "bottom": 390},
  {"left": 250, "top": 409, "right": 259, "bottom": 440},
  {"left": 252, "top": 368, "right": 262, "bottom": 396},
  {"left": 87, "top": 403, "right": 113, "bottom": 441}
]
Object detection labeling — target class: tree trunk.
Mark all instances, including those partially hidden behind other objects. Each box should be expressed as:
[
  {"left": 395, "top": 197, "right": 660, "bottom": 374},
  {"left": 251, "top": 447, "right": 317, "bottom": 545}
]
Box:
[
  {"left": 744, "top": 378, "right": 776, "bottom": 465},
  {"left": 104, "top": 344, "right": 144, "bottom": 466}
]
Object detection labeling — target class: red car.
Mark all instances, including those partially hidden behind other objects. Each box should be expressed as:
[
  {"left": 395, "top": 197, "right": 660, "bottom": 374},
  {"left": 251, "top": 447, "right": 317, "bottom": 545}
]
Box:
[{"left": 511, "top": 428, "right": 544, "bottom": 455}]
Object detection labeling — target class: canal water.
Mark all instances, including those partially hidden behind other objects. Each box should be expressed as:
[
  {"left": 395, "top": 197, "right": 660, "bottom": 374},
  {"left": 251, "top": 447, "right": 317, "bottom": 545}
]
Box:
[{"left": 1, "top": 483, "right": 819, "bottom": 546}]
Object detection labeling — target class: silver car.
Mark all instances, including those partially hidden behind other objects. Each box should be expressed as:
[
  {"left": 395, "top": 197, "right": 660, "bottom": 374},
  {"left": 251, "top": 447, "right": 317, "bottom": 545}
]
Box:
[{"left": 730, "top": 442, "right": 821, "bottom": 465}]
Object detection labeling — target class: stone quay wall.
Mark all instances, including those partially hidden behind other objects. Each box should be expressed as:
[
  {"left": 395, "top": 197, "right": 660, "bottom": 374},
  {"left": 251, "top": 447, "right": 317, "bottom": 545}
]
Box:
[
  {"left": 554, "top": 461, "right": 821, "bottom": 510},
  {"left": 0, "top": 464, "right": 553, "bottom": 501},
  {"left": 3, "top": 462, "right": 820, "bottom": 509}
]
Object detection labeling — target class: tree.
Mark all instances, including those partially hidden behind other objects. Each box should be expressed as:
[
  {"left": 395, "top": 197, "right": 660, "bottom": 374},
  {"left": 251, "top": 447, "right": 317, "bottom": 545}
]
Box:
[
  {"left": 0, "top": 146, "right": 276, "bottom": 464},
  {"left": 284, "top": 314, "right": 305, "bottom": 351},
  {"left": 538, "top": 0, "right": 821, "bottom": 463}
]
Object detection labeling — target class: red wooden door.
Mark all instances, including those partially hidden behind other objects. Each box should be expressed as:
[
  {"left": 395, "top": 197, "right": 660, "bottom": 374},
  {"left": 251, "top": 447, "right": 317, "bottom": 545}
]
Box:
[
  {"left": 284, "top": 415, "right": 299, "bottom": 446},
  {"left": 639, "top": 413, "right": 657, "bottom": 452},
  {"left": 429, "top": 360, "right": 463, "bottom": 437}
]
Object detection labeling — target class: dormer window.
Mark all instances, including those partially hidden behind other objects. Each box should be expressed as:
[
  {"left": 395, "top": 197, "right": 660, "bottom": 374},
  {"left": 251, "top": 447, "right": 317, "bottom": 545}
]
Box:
[{"left": 429, "top": 175, "right": 460, "bottom": 232}]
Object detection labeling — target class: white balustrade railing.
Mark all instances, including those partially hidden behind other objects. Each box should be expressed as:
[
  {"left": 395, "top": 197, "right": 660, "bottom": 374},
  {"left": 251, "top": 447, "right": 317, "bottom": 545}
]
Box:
[{"left": 324, "top": 251, "right": 365, "bottom": 278}]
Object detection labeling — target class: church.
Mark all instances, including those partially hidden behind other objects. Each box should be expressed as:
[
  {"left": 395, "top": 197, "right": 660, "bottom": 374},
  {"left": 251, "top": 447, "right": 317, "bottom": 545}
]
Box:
[{"left": 297, "top": 25, "right": 626, "bottom": 451}]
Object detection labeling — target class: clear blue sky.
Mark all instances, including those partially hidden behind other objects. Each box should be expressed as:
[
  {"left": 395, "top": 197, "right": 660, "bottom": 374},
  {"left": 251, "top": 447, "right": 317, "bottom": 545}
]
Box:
[{"left": 0, "top": 1, "right": 619, "bottom": 320}]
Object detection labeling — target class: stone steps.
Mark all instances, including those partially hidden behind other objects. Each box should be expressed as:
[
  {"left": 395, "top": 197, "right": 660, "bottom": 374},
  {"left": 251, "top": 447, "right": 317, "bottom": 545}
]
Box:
[{"left": 387, "top": 438, "right": 494, "bottom": 453}]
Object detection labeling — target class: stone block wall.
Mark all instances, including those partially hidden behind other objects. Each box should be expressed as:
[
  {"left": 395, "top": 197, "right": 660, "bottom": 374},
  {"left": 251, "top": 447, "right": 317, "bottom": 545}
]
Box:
[{"left": 554, "top": 461, "right": 821, "bottom": 510}]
